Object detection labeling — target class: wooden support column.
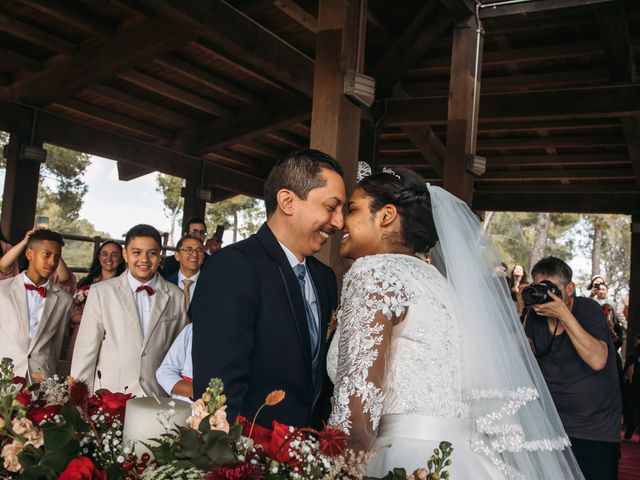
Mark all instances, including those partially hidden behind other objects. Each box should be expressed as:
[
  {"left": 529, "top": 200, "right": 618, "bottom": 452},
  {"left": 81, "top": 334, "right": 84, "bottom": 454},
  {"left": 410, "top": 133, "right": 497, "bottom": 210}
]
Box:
[
  {"left": 627, "top": 215, "right": 640, "bottom": 354},
  {"left": 0, "top": 133, "right": 42, "bottom": 243},
  {"left": 443, "top": 14, "right": 483, "bottom": 206},
  {"left": 181, "top": 178, "right": 206, "bottom": 233},
  {"left": 310, "top": 0, "right": 367, "bottom": 273}
]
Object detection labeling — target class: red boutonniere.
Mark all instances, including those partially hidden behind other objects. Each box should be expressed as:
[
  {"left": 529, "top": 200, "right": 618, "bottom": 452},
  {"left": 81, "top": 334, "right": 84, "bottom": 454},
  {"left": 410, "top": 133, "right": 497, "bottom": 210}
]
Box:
[{"left": 326, "top": 309, "right": 338, "bottom": 343}]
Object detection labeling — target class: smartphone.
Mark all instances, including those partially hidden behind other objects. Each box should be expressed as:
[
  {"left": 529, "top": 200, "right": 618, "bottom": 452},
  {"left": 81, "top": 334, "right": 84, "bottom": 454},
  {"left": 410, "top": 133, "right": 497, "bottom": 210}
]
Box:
[{"left": 35, "top": 216, "right": 49, "bottom": 229}]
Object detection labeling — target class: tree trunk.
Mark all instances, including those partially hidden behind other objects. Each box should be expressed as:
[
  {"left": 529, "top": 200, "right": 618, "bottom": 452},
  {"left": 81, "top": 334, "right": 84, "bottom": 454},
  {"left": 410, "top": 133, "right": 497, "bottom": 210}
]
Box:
[
  {"left": 591, "top": 221, "right": 603, "bottom": 277},
  {"left": 169, "top": 204, "right": 181, "bottom": 245},
  {"left": 530, "top": 212, "right": 551, "bottom": 268},
  {"left": 482, "top": 211, "right": 496, "bottom": 233},
  {"left": 233, "top": 209, "right": 238, "bottom": 243}
]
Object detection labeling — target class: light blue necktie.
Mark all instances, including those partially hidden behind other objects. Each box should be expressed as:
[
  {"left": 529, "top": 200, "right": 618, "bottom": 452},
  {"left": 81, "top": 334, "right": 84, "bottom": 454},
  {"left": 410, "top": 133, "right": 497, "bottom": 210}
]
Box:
[{"left": 293, "top": 264, "right": 320, "bottom": 362}]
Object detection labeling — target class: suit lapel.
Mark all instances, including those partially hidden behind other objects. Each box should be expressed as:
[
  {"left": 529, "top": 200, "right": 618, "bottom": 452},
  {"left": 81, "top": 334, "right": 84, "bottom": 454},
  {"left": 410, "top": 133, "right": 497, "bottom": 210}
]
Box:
[
  {"left": 28, "top": 285, "right": 58, "bottom": 353},
  {"left": 143, "top": 276, "right": 170, "bottom": 350},
  {"left": 116, "top": 274, "right": 144, "bottom": 345},
  {"left": 9, "top": 276, "right": 29, "bottom": 352}
]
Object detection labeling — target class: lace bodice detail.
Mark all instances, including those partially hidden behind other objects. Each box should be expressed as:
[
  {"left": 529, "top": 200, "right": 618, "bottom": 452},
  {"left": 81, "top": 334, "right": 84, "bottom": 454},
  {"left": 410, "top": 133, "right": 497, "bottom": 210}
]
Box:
[{"left": 327, "top": 254, "right": 468, "bottom": 439}]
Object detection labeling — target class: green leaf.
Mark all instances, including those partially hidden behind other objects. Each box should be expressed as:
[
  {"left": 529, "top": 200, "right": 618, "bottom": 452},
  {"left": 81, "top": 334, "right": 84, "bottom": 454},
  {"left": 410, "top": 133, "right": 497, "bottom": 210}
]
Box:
[
  {"left": 205, "top": 436, "right": 236, "bottom": 465},
  {"left": 21, "top": 464, "right": 57, "bottom": 480},
  {"left": 17, "top": 443, "right": 44, "bottom": 468},
  {"left": 40, "top": 439, "right": 79, "bottom": 472},
  {"left": 228, "top": 423, "right": 242, "bottom": 441},
  {"left": 42, "top": 421, "right": 74, "bottom": 452}
]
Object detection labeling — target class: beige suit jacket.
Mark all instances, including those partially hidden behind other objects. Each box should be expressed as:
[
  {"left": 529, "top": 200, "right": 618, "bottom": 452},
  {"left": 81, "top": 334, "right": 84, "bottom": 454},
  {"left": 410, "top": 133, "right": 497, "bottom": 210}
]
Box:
[
  {"left": 70, "top": 272, "right": 187, "bottom": 397},
  {"left": 0, "top": 275, "right": 72, "bottom": 380}
]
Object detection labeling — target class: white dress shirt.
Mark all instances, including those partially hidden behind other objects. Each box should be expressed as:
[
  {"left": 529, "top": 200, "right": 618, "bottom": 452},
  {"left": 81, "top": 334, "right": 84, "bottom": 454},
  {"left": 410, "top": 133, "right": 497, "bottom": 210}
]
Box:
[
  {"left": 156, "top": 323, "right": 192, "bottom": 402},
  {"left": 177, "top": 270, "right": 200, "bottom": 306},
  {"left": 23, "top": 272, "right": 49, "bottom": 343},
  {"left": 126, "top": 271, "right": 157, "bottom": 336},
  {"left": 278, "top": 242, "right": 319, "bottom": 329}
]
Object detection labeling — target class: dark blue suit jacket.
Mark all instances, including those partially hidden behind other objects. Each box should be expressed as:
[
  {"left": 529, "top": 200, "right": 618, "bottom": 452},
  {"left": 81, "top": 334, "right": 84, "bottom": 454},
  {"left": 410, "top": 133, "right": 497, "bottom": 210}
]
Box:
[{"left": 190, "top": 223, "right": 337, "bottom": 429}]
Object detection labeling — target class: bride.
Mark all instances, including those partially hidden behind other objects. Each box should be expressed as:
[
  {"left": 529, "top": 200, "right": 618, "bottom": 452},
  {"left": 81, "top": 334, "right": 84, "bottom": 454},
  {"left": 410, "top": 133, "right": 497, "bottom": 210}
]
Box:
[{"left": 326, "top": 167, "right": 584, "bottom": 479}]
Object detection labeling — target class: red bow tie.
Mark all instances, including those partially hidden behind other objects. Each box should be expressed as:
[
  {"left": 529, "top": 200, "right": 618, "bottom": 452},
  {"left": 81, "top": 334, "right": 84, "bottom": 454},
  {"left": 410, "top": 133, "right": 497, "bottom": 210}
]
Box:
[
  {"left": 136, "top": 285, "right": 155, "bottom": 296},
  {"left": 24, "top": 283, "right": 47, "bottom": 298}
]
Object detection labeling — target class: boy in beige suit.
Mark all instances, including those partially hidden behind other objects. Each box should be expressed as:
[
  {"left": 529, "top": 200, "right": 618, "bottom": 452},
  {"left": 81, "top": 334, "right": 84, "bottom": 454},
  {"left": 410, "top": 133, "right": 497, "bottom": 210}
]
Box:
[
  {"left": 0, "top": 229, "right": 72, "bottom": 381},
  {"left": 71, "top": 225, "right": 187, "bottom": 397}
]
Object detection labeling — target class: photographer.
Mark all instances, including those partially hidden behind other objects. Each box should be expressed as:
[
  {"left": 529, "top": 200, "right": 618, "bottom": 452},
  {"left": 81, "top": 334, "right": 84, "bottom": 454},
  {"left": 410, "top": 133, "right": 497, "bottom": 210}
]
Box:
[{"left": 524, "top": 257, "right": 621, "bottom": 480}]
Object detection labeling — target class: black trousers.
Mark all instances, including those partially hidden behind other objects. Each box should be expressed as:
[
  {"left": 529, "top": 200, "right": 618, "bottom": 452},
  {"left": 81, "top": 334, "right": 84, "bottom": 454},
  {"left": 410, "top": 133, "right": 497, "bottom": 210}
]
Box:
[{"left": 570, "top": 437, "right": 620, "bottom": 480}]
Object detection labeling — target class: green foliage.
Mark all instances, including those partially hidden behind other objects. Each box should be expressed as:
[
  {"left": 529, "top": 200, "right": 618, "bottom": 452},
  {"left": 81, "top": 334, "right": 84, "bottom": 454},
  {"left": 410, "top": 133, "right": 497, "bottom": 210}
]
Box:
[
  {"left": 484, "top": 212, "right": 579, "bottom": 272},
  {"left": 206, "top": 195, "right": 265, "bottom": 242}
]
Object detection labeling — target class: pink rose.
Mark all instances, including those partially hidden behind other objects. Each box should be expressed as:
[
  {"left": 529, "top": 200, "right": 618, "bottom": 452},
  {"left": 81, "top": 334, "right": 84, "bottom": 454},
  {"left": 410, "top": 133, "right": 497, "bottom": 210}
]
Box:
[
  {"left": 209, "top": 406, "right": 230, "bottom": 434},
  {"left": 1, "top": 441, "right": 24, "bottom": 472},
  {"left": 187, "top": 399, "right": 208, "bottom": 430}
]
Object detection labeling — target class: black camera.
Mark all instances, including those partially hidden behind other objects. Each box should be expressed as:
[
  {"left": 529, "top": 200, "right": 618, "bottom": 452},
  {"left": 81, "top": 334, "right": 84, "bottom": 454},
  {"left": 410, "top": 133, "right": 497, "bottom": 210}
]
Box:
[{"left": 522, "top": 280, "right": 562, "bottom": 306}]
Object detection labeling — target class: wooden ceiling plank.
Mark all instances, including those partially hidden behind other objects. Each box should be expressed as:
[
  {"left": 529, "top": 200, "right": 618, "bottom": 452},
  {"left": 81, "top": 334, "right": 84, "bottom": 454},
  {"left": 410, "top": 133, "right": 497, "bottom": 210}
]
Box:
[
  {"left": 477, "top": 119, "right": 620, "bottom": 134},
  {"left": 192, "top": 94, "right": 311, "bottom": 154},
  {"left": 480, "top": 0, "right": 617, "bottom": 19},
  {"left": 475, "top": 182, "right": 639, "bottom": 193},
  {"left": 382, "top": 85, "right": 640, "bottom": 126},
  {"left": 473, "top": 191, "right": 640, "bottom": 214},
  {"left": 139, "top": 0, "right": 315, "bottom": 96},
  {"left": 409, "top": 41, "right": 603, "bottom": 76},
  {"left": 0, "top": 13, "right": 76, "bottom": 54},
  {"left": 18, "top": 0, "right": 115, "bottom": 39},
  {"left": 118, "top": 69, "right": 234, "bottom": 118},
  {"left": 2, "top": 16, "right": 195, "bottom": 105},
  {"left": 153, "top": 55, "right": 263, "bottom": 106},
  {"left": 273, "top": 0, "right": 318, "bottom": 33},
  {"left": 477, "top": 134, "right": 626, "bottom": 150},
  {"left": 0, "top": 47, "right": 42, "bottom": 72},
  {"left": 375, "top": 0, "right": 452, "bottom": 95},
  {"left": 622, "top": 117, "right": 640, "bottom": 187},
  {"left": 476, "top": 168, "right": 634, "bottom": 181},
  {"left": 88, "top": 84, "right": 200, "bottom": 129},
  {"left": 117, "top": 161, "right": 155, "bottom": 181},
  {"left": 236, "top": 139, "right": 282, "bottom": 159},
  {"left": 52, "top": 98, "right": 174, "bottom": 141}
]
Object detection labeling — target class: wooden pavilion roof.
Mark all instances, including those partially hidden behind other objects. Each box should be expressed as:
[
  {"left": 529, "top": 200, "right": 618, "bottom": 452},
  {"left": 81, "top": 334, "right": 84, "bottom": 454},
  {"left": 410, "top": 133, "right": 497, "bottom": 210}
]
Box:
[{"left": 0, "top": 0, "right": 639, "bottom": 214}]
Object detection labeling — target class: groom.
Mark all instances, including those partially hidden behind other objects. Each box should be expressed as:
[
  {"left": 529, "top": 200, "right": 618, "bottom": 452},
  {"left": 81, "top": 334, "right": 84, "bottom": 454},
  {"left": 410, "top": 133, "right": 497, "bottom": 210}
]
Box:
[{"left": 191, "top": 149, "right": 345, "bottom": 428}]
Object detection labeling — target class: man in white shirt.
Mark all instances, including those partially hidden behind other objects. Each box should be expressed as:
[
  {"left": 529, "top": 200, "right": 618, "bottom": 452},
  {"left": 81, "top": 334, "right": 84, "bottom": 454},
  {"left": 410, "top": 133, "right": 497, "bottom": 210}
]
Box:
[
  {"left": 156, "top": 235, "right": 205, "bottom": 400},
  {"left": 71, "top": 224, "right": 187, "bottom": 396},
  {"left": 0, "top": 229, "right": 72, "bottom": 381}
]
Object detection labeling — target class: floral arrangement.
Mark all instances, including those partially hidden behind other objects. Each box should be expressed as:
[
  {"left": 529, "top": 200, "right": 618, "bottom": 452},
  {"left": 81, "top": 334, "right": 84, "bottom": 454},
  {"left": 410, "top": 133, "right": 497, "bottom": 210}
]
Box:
[
  {"left": 72, "top": 285, "right": 91, "bottom": 307},
  {"left": 0, "top": 357, "right": 133, "bottom": 479},
  {"left": 0, "top": 358, "right": 453, "bottom": 480}
]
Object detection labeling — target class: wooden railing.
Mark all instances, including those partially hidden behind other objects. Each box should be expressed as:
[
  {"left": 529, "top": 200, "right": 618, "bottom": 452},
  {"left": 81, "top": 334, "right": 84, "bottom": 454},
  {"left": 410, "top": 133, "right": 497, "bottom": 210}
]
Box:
[{"left": 60, "top": 232, "right": 175, "bottom": 273}]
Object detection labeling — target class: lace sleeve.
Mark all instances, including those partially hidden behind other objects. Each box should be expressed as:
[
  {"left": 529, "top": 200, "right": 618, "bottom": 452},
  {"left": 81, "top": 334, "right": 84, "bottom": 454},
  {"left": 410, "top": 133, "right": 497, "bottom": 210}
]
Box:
[{"left": 328, "top": 258, "right": 411, "bottom": 450}]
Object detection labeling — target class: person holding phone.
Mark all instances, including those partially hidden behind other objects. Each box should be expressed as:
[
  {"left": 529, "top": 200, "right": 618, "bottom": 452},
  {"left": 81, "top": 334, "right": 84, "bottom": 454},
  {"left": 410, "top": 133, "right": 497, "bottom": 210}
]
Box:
[{"left": 0, "top": 224, "right": 77, "bottom": 293}]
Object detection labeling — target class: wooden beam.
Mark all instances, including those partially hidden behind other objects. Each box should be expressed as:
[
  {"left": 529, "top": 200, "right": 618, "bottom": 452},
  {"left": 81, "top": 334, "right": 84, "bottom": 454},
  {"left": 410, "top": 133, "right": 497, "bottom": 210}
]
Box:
[
  {"left": 382, "top": 85, "right": 640, "bottom": 126},
  {"left": 476, "top": 168, "right": 635, "bottom": 182},
  {"left": 192, "top": 95, "right": 311, "bottom": 154},
  {"left": 182, "top": 178, "right": 206, "bottom": 227},
  {"left": 0, "top": 132, "right": 42, "bottom": 244},
  {"left": 18, "top": 0, "right": 116, "bottom": 39},
  {"left": 475, "top": 182, "right": 639, "bottom": 193},
  {"left": 473, "top": 191, "right": 640, "bottom": 214},
  {"left": 1, "top": 16, "right": 195, "bottom": 106},
  {"left": 88, "top": 84, "right": 200, "bottom": 129},
  {"left": 274, "top": 0, "right": 318, "bottom": 33},
  {"left": 477, "top": 118, "right": 620, "bottom": 134},
  {"left": 486, "top": 153, "right": 630, "bottom": 167},
  {"left": 0, "top": 13, "right": 76, "bottom": 54},
  {"left": 409, "top": 41, "right": 603, "bottom": 76},
  {"left": 0, "top": 100, "right": 264, "bottom": 197},
  {"left": 118, "top": 70, "right": 233, "bottom": 118},
  {"left": 477, "top": 134, "right": 627, "bottom": 150},
  {"left": 310, "top": 0, "right": 367, "bottom": 273},
  {"left": 375, "top": 1, "right": 452, "bottom": 96},
  {"left": 140, "top": 0, "right": 315, "bottom": 96},
  {"left": 51, "top": 98, "right": 175, "bottom": 141},
  {"left": 153, "top": 55, "right": 263, "bottom": 106},
  {"left": 116, "top": 161, "right": 154, "bottom": 181},
  {"left": 622, "top": 117, "right": 640, "bottom": 187},
  {"left": 480, "top": 0, "right": 617, "bottom": 19},
  {"left": 597, "top": 7, "right": 637, "bottom": 84},
  {"left": 443, "top": 14, "right": 482, "bottom": 205}
]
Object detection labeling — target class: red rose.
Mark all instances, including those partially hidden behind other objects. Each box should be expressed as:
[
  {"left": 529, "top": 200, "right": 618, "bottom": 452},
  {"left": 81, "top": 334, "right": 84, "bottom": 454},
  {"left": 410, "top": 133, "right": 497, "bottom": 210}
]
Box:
[
  {"left": 15, "top": 390, "right": 31, "bottom": 407},
  {"left": 269, "top": 421, "right": 300, "bottom": 466},
  {"left": 11, "top": 376, "right": 27, "bottom": 389},
  {"left": 238, "top": 417, "right": 272, "bottom": 454},
  {"left": 95, "top": 391, "right": 133, "bottom": 422},
  {"left": 27, "top": 404, "right": 61, "bottom": 424},
  {"left": 58, "top": 457, "right": 107, "bottom": 480}
]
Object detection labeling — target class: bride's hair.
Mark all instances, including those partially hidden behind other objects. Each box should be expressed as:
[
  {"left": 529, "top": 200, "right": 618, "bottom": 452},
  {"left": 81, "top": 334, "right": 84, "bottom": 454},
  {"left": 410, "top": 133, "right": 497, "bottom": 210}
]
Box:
[{"left": 358, "top": 167, "right": 438, "bottom": 252}]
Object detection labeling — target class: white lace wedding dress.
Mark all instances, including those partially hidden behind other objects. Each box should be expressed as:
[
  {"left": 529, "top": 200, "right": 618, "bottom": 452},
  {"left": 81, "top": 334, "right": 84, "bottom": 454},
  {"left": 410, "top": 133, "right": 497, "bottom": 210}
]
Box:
[{"left": 327, "top": 253, "right": 505, "bottom": 478}]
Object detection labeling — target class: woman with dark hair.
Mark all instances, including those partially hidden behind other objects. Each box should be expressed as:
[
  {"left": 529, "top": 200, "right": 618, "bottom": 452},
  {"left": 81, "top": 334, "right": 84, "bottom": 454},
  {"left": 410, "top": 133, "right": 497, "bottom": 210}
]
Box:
[
  {"left": 65, "top": 241, "right": 124, "bottom": 363},
  {"left": 508, "top": 264, "right": 530, "bottom": 317},
  {"left": 327, "top": 167, "right": 584, "bottom": 479}
]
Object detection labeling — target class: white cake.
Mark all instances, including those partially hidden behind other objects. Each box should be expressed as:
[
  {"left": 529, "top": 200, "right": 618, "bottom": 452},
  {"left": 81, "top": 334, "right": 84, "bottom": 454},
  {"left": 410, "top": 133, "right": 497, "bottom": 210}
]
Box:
[{"left": 122, "top": 397, "right": 192, "bottom": 457}]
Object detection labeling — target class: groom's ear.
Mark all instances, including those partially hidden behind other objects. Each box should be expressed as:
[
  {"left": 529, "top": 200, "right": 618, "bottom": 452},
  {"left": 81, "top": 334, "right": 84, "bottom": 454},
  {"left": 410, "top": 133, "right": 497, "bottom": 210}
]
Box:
[
  {"left": 276, "top": 189, "right": 296, "bottom": 216},
  {"left": 378, "top": 204, "right": 398, "bottom": 228}
]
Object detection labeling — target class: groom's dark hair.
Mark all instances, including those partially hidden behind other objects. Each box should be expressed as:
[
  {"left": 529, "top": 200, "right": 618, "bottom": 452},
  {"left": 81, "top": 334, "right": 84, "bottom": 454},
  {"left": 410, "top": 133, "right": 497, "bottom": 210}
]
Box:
[{"left": 264, "top": 148, "right": 343, "bottom": 216}]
